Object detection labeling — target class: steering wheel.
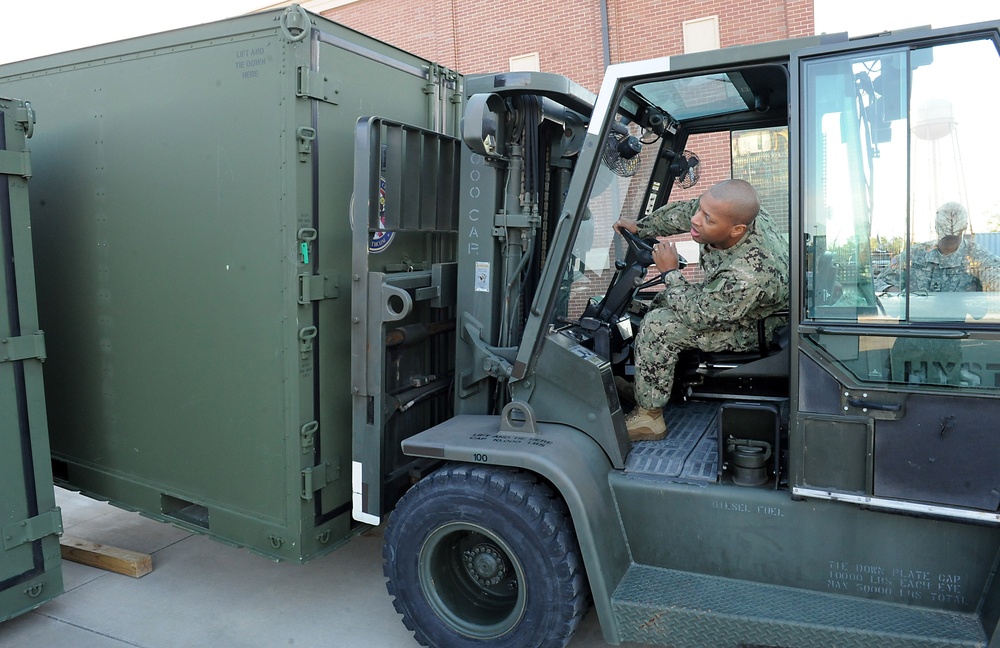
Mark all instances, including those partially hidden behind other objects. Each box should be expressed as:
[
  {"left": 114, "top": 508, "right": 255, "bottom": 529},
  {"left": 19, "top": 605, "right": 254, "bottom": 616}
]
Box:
[
  {"left": 618, "top": 227, "right": 687, "bottom": 273},
  {"left": 618, "top": 227, "right": 656, "bottom": 268}
]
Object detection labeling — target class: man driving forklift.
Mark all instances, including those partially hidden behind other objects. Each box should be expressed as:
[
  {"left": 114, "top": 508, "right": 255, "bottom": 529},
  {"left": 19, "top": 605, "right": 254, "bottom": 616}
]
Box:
[{"left": 613, "top": 179, "right": 789, "bottom": 440}]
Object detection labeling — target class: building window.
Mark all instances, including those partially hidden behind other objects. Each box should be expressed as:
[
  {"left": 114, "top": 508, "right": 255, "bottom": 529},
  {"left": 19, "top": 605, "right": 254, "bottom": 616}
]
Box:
[
  {"left": 509, "top": 53, "right": 540, "bottom": 72},
  {"left": 683, "top": 16, "right": 720, "bottom": 53}
]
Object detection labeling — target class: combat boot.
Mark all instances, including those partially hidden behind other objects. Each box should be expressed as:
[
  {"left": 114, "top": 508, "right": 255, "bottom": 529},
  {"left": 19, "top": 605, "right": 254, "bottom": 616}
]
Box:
[{"left": 624, "top": 407, "right": 667, "bottom": 441}]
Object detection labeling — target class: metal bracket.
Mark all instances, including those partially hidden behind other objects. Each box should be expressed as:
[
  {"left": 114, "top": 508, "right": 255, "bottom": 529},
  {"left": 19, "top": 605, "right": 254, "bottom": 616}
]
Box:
[
  {"left": 296, "top": 66, "right": 338, "bottom": 104},
  {"left": 297, "top": 273, "right": 339, "bottom": 304},
  {"left": 298, "top": 326, "right": 318, "bottom": 357},
  {"left": 301, "top": 461, "right": 340, "bottom": 501},
  {"left": 0, "top": 149, "right": 31, "bottom": 178},
  {"left": 15, "top": 101, "right": 35, "bottom": 139},
  {"left": 458, "top": 313, "right": 514, "bottom": 397},
  {"left": 2, "top": 508, "right": 63, "bottom": 550},
  {"left": 499, "top": 401, "right": 539, "bottom": 435},
  {"left": 296, "top": 127, "right": 316, "bottom": 162},
  {"left": 300, "top": 421, "right": 319, "bottom": 454},
  {"left": 1, "top": 332, "right": 46, "bottom": 363}
]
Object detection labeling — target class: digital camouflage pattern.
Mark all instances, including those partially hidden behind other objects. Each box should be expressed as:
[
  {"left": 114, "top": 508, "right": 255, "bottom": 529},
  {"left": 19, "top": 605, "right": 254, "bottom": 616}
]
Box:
[
  {"left": 633, "top": 198, "right": 789, "bottom": 409},
  {"left": 875, "top": 238, "right": 1000, "bottom": 293}
]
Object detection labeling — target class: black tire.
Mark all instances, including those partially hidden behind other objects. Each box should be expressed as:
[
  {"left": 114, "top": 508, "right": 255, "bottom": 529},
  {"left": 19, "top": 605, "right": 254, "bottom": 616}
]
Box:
[{"left": 383, "top": 463, "right": 588, "bottom": 648}]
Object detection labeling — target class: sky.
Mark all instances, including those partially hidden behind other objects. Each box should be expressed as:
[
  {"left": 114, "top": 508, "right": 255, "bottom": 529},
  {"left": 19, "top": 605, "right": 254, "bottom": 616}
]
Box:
[
  {"left": 0, "top": 0, "right": 267, "bottom": 64},
  {"left": 0, "top": 1, "right": 997, "bottom": 65}
]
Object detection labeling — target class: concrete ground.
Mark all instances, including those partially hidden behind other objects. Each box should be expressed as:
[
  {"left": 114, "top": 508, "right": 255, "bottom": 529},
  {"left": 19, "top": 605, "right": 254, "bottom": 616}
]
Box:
[{"left": 0, "top": 489, "right": 646, "bottom": 648}]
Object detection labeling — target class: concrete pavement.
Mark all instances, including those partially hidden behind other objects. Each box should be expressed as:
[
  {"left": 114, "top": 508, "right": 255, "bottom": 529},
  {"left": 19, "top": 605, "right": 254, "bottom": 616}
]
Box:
[{"left": 0, "top": 489, "right": 645, "bottom": 648}]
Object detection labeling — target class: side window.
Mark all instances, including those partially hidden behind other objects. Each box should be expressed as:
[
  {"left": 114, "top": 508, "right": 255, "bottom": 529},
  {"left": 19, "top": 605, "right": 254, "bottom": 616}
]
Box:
[{"left": 802, "top": 36, "right": 1000, "bottom": 391}]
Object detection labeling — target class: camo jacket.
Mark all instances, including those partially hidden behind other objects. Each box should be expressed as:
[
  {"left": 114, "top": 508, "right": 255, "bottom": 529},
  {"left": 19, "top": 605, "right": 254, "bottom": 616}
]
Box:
[
  {"left": 637, "top": 198, "right": 789, "bottom": 346},
  {"left": 875, "top": 238, "right": 1000, "bottom": 293}
]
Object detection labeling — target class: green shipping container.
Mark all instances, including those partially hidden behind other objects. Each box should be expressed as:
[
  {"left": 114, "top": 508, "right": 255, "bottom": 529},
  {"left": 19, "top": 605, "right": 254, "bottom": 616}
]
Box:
[
  {"left": 0, "top": 6, "right": 461, "bottom": 562},
  {"left": 0, "top": 96, "right": 63, "bottom": 621}
]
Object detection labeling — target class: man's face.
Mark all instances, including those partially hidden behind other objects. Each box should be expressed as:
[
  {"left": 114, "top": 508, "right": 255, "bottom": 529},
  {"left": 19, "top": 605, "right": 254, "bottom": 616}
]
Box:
[{"left": 690, "top": 191, "right": 744, "bottom": 249}]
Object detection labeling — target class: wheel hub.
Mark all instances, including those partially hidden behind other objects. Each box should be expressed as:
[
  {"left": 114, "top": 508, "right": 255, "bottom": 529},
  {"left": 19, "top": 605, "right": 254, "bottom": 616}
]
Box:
[{"left": 463, "top": 543, "right": 506, "bottom": 586}]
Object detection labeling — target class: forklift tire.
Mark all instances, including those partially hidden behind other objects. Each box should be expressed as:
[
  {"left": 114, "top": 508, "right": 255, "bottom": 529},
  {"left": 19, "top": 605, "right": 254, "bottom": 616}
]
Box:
[{"left": 383, "top": 463, "right": 588, "bottom": 648}]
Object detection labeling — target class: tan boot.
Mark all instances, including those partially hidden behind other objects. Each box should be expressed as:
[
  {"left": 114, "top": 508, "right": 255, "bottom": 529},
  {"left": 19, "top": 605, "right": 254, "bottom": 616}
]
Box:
[{"left": 624, "top": 407, "right": 667, "bottom": 442}]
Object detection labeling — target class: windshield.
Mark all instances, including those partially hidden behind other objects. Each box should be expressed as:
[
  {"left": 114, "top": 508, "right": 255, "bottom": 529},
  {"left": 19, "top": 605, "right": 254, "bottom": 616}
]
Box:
[
  {"left": 554, "top": 66, "right": 791, "bottom": 323},
  {"left": 555, "top": 121, "right": 660, "bottom": 321}
]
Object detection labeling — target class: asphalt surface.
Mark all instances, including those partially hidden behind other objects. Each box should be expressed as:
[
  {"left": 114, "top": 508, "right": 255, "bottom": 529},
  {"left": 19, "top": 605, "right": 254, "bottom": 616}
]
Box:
[{"left": 0, "top": 489, "right": 645, "bottom": 648}]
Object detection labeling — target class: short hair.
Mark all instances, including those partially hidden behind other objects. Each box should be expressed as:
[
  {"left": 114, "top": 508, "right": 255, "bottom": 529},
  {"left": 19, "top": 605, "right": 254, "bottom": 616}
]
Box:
[{"left": 708, "top": 179, "right": 760, "bottom": 226}]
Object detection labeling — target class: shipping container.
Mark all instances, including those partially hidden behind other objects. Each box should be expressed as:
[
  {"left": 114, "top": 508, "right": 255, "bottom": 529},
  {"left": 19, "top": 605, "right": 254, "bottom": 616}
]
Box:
[{"left": 0, "top": 6, "right": 461, "bottom": 562}]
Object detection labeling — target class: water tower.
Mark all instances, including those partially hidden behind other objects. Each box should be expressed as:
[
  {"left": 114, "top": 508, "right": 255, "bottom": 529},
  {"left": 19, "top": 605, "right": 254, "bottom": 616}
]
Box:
[{"left": 911, "top": 99, "right": 968, "bottom": 240}]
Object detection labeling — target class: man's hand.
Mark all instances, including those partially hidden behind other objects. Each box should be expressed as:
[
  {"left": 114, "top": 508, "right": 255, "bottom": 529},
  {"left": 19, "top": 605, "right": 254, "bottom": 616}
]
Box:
[
  {"left": 613, "top": 217, "right": 639, "bottom": 235},
  {"left": 652, "top": 241, "right": 680, "bottom": 274}
]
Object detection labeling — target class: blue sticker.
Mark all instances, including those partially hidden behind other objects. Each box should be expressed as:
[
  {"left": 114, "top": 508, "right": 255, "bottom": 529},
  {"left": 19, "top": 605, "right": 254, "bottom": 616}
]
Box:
[{"left": 369, "top": 176, "right": 394, "bottom": 253}]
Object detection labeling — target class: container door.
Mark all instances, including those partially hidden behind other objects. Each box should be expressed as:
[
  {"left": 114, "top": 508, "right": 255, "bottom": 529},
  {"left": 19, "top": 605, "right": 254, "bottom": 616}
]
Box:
[
  {"left": 0, "top": 98, "right": 63, "bottom": 621},
  {"left": 350, "top": 117, "right": 460, "bottom": 524},
  {"left": 792, "top": 23, "right": 1000, "bottom": 522}
]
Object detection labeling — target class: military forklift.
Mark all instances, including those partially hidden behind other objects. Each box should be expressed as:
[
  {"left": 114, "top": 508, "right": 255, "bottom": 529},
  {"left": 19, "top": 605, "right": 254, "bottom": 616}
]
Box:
[
  {"left": 3, "top": 6, "right": 1000, "bottom": 646},
  {"left": 354, "top": 18, "right": 1000, "bottom": 648}
]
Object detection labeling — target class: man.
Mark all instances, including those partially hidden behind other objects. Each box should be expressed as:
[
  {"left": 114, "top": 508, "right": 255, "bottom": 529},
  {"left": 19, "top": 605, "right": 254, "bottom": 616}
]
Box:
[
  {"left": 613, "top": 179, "right": 789, "bottom": 441},
  {"left": 876, "top": 202, "right": 1000, "bottom": 293},
  {"left": 875, "top": 202, "right": 1000, "bottom": 385}
]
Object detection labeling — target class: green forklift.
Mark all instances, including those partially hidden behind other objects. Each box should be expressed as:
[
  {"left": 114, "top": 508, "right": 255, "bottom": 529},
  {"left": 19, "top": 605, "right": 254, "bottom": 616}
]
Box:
[{"left": 358, "top": 18, "right": 1000, "bottom": 648}]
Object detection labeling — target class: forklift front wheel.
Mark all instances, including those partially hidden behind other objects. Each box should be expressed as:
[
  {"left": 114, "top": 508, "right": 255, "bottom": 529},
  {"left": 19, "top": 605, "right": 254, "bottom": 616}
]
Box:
[{"left": 383, "top": 463, "right": 587, "bottom": 648}]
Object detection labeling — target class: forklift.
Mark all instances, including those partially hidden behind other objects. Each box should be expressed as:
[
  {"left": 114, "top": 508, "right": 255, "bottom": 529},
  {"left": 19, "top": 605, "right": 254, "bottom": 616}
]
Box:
[{"left": 351, "top": 18, "right": 1000, "bottom": 648}]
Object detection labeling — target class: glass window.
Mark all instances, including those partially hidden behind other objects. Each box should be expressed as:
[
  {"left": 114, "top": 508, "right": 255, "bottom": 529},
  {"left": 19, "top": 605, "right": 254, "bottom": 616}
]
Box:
[
  {"left": 802, "top": 35, "right": 1000, "bottom": 391},
  {"left": 803, "top": 38, "right": 1000, "bottom": 326}
]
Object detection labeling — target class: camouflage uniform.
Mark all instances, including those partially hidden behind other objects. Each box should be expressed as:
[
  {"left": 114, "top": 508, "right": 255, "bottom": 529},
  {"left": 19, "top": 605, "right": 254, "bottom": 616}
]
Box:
[
  {"left": 874, "top": 239, "right": 1000, "bottom": 293},
  {"left": 633, "top": 198, "right": 789, "bottom": 409}
]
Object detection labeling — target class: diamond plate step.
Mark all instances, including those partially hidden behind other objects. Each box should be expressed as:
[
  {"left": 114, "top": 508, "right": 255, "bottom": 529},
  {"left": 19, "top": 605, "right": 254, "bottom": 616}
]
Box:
[{"left": 612, "top": 565, "right": 985, "bottom": 648}]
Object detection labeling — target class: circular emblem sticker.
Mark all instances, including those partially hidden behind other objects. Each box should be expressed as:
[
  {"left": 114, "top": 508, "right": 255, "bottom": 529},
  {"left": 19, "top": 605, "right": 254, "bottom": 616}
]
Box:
[{"left": 369, "top": 176, "right": 394, "bottom": 253}]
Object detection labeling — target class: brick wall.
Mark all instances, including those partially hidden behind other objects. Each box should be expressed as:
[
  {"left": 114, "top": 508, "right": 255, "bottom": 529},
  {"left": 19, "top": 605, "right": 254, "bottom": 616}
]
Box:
[
  {"left": 323, "top": 0, "right": 814, "bottom": 94},
  {"left": 323, "top": 1, "right": 807, "bottom": 317}
]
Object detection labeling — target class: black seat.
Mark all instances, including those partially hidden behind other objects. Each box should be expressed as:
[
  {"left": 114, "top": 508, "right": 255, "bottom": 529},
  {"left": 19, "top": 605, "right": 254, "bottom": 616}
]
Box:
[{"left": 675, "top": 312, "right": 791, "bottom": 401}]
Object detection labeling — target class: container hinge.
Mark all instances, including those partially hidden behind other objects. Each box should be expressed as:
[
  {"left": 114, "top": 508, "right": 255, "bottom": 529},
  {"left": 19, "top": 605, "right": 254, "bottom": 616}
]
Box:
[
  {"left": 295, "top": 66, "right": 338, "bottom": 104},
  {"left": 0, "top": 148, "right": 31, "bottom": 178},
  {"left": 2, "top": 508, "right": 63, "bottom": 551},
  {"left": 301, "top": 462, "right": 339, "bottom": 500},
  {"left": 297, "top": 273, "right": 339, "bottom": 304},
  {"left": 1, "top": 331, "right": 46, "bottom": 363}
]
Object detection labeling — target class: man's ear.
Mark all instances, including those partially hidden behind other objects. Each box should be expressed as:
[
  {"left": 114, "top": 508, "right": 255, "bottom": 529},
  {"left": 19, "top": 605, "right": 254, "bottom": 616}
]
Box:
[{"left": 729, "top": 223, "right": 747, "bottom": 240}]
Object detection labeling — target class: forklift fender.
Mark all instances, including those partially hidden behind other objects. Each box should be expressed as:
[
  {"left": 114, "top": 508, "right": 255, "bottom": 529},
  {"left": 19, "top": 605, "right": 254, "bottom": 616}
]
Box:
[{"left": 401, "top": 414, "right": 630, "bottom": 644}]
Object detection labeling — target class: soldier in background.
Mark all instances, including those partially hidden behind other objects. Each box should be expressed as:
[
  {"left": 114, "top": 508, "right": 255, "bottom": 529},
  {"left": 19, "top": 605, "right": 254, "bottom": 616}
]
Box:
[
  {"left": 613, "top": 179, "right": 789, "bottom": 441},
  {"left": 877, "top": 202, "right": 1000, "bottom": 385},
  {"left": 876, "top": 202, "right": 1000, "bottom": 293}
]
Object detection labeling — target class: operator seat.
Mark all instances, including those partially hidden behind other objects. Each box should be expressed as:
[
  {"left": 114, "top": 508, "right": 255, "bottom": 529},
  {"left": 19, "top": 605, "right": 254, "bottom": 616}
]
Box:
[{"left": 676, "top": 311, "right": 790, "bottom": 399}]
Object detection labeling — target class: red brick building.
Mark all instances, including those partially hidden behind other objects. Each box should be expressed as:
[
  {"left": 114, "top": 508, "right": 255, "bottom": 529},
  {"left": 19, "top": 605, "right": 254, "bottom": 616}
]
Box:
[{"left": 278, "top": 0, "right": 814, "bottom": 94}]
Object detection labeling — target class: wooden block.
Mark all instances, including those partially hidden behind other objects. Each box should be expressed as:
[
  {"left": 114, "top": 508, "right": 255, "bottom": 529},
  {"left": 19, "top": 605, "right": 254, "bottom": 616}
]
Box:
[{"left": 59, "top": 536, "right": 153, "bottom": 578}]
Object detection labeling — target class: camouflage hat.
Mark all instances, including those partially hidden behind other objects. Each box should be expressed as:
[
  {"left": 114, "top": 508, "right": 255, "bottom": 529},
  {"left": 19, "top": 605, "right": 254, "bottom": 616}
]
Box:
[{"left": 935, "top": 202, "right": 968, "bottom": 236}]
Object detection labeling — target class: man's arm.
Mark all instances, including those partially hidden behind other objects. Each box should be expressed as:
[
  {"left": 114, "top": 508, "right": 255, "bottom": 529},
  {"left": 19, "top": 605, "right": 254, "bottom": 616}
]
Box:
[
  {"left": 968, "top": 243, "right": 1000, "bottom": 291},
  {"left": 637, "top": 198, "right": 699, "bottom": 238},
  {"left": 613, "top": 198, "right": 699, "bottom": 238},
  {"left": 659, "top": 259, "right": 785, "bottom": 332},
  {"left": 875, "top": 254, "right": 904, "bottom": 292}
]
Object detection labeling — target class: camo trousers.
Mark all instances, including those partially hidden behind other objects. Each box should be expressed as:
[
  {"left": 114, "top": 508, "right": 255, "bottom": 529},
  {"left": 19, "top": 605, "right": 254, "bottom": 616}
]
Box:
[{"left": 634, "top": 306, "right": 755, "bottom": 409}]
